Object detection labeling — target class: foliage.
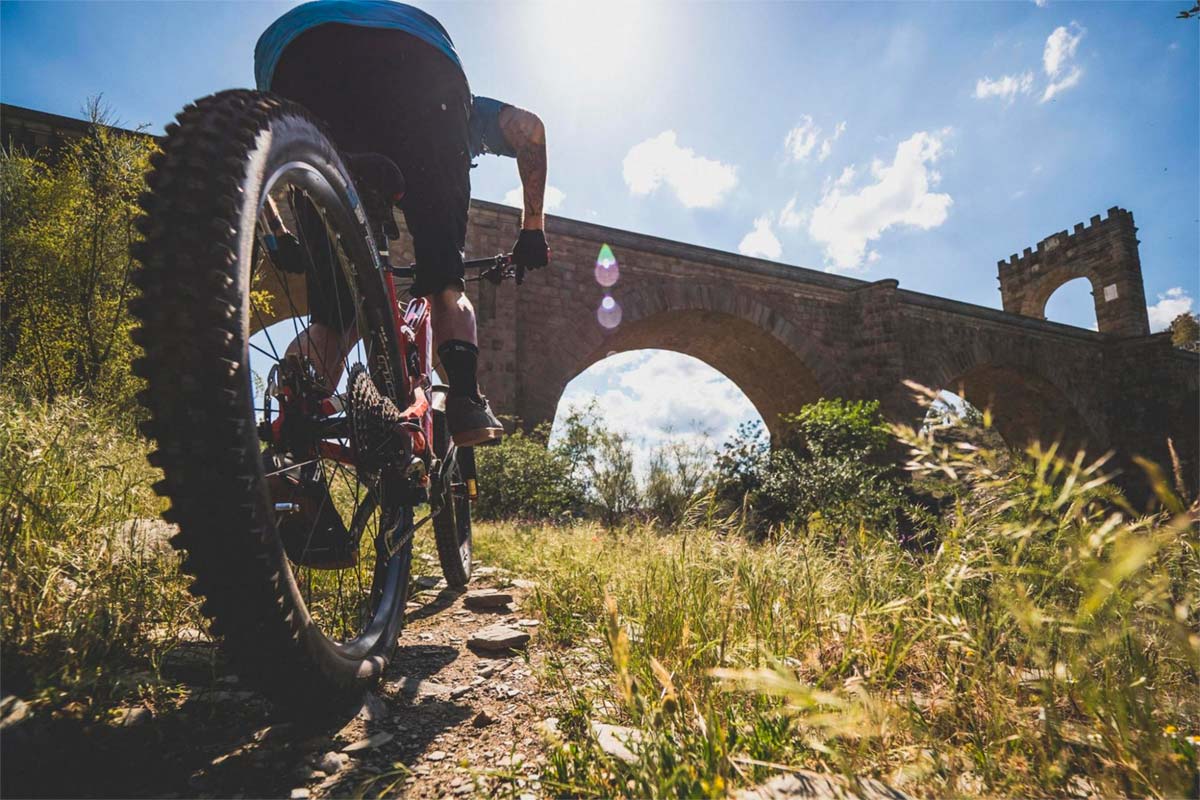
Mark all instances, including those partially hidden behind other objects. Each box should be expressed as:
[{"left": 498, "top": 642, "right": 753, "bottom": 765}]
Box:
[
  {"left": 0, "top": 393, "right": 197, "bottom": 703},
  {"left": 1169, "top": 311, "right": 1200, "bottom": 352},
  {"left": 643, "top": 436, "right": 713, "bottom": 526},
  {"left": 476, "top": 431, "right": 1200, "bottom": 799},
  {"left": 715, "top": 398, "right": 904, "bottom": 533},
  {"left": 473, "top": 422, "right": 583, "bottom": 521},
  {"left": 554, "top": 403, "right": 641, "bottom": 526},
  {"left": 0, "top": 100, "right": 156, "bottom": 409}
]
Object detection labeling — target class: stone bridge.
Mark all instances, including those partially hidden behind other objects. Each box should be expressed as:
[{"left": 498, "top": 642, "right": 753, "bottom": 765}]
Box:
[
  {"left": 447, "top": 202, "right": 1197, "bottom": 483},
  {"left": 5, "top": 103, "right": 1192, "bottom": 482}
]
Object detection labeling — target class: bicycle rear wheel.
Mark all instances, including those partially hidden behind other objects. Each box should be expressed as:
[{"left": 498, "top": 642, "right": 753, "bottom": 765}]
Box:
[
  {"left": 432, "top": 402, "right": 473, "bottom": 587},
  {"left": 132, "top": 90, "right": 412, "bottom": 709}
]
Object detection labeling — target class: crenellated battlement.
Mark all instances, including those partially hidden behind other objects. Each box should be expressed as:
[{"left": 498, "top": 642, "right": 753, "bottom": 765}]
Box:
[
  {"left": 998, "top": 207, "right": 1135, "bottom": 273},
  {"left": 996, "top": 206, "right": 1147, "bottom": 337}
]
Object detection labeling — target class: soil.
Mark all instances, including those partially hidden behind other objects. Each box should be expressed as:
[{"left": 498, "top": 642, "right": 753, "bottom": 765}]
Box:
[{"left": 0, "top": 562, "right": 555, "bottom": 799}]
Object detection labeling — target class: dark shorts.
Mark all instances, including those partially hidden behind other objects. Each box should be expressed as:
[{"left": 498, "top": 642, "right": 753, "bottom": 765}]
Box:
[{"left": 272, "top": 23, "right": 471, "bottom": 320}]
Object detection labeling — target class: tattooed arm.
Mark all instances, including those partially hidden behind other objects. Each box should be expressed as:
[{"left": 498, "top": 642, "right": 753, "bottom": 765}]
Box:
[{"left": 497, "top": 105, "right": 547, "bottom": 231}]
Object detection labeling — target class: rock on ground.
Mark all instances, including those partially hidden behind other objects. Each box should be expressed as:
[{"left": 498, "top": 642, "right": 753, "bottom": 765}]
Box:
[
  {"left": 468, "top": 624, "right": 530, "bottom": 653},
  {"left": 464, "top": 589, "right": 514, "bottom": 609},
  {"left": 590, "top": 721, "right": 643, "bottom": 764},
  {"left": 735, "top": 772, "right": 912, "bottom": 800}
]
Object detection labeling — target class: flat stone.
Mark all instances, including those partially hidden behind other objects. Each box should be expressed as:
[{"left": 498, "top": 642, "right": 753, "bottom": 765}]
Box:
[
  {"left": 468, "top": 624, "right": 530, "bottom": 653},
  {"left": 450, "top": 685, "right": 472, "bottom": 699},
  {"left": 413, "top": 575, "right": 441, "bottom": 590},
  {"left": 0, "top": 696, "right": 30, "bottom": 729},
  {"left": 590, "top": 722, "right": 643, "bottom": 764},
  {"left": 734, "top": 772, "right": 912, "bottom": 800},
  {"left": 472, "top": 710, "right": 496, "bottom": 728},
  {"left": 390, "top": 677, "right": 454, "bottom": 699},
  {"left": 356, "top": 692, "right": 389, "bottom": 721},
  {"left": 316, "top": 751, "right": 348, "bottom": 774},
  {"left": 464, "top": 589, "right": 514, "bottom": 610},
  {"left": 425, "top": 750, "right": 447, "bottom": 761},
  {"left": 511, "top": 579, "right": 537, "bottom": 590},
  {"left": 290, "top": 789, "right": 310, "bottom": 800},
  {"left": 342, "top": 732, "right": 393, "bottom": 752},
  {"left": 120, "top": 706, "right": 153, "bottom": 727},
  {"left": 516, "top": 618, "right": 540, "bottom": 627}
]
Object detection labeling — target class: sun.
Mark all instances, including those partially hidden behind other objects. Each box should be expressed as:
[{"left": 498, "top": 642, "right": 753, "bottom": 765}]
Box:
[{"left": 531, "top": 1, "right": 661, "bottom": 94}]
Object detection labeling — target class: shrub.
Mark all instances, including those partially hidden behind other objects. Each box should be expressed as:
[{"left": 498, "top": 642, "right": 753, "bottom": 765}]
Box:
[
  {"left": 473, "top": 422, "right": 583, "bottom": 521},
  {"left": 1, "top": 101, "right": 156, "bottom": 410},
  {"left": 715, "top": 398, "right": 903, "bottom": 533},
  {"left": 643, "top": 437, "right": 713, "bottom": 526}
]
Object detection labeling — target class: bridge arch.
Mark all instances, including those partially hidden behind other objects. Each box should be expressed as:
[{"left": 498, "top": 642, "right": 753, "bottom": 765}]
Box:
[
  {"left": 530, "top": 285, "right": 832, "bottom": 439},
  {"left": 936, "top": 363, "right": 1099, "bottom": 452}
]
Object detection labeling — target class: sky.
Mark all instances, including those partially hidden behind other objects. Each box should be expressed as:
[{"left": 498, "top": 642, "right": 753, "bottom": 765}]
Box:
[{"left": 4, "top": 1, "right": 1197, "bottom": 465}]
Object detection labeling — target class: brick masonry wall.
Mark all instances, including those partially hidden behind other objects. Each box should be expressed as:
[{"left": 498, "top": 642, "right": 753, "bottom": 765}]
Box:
[{"left": 252, "top": 198, "right": 1199, "bottom": 485}]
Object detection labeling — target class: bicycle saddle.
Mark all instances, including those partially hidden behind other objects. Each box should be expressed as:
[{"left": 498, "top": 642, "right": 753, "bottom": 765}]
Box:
[{"left": 344, "top": 152, "right": 405, "bottom": 239}]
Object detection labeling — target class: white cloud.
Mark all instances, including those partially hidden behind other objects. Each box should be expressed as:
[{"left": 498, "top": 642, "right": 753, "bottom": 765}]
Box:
[
  {"left": 819, "top": 121, "right": 847, "bottom": 162},
  {"left": 1041, "top": 66, "right": 1083, "bottom": 102},
  {"left": 785, "top": 117, "right": 847, "bottom": 163},
  {"left": 502, "top": 184, "right": 565, "bottom": 212},
  {"left": 778, "top": 197, "right": 809, "bottom": 230},
  {"left": 1033, "top": 0, "right": 1048, "bottom": 7},
  {"left": 1041, "top": 23, "right": 1085, "bottom": 102},
  {"left": 738, "top": 215, "right": 782, "bottom": 260},
  {"left": 974, "top": 71, "right": 1034, "bottom": 103},
  {"left": 808, "top": 130, "right": 953, "bottom": 272},
  {"left": 785, "top": 116, "right": 820, "bottom": 161},
  {"left": 1147, "top": 287, "right": 1195, "bottom": 331},
  {"left": 622, "top": 131, "right": 737, "bottom": 208}
]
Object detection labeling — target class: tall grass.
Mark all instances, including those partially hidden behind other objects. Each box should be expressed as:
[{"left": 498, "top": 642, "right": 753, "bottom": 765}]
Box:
[
  {"left": 475, "top": 423, "right": 1200, "bottom": 798},
  {"left": 0, "top": 395, "right": 197, "bottom": 705}
]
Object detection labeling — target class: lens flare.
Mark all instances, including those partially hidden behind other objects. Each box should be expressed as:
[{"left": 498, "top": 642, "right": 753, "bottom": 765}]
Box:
[
  {"left": 597, "top": 294, "right": 622, "bottom": 329},
  {"left": 594, "top": 242, "right": 619, "bottom": 287}
]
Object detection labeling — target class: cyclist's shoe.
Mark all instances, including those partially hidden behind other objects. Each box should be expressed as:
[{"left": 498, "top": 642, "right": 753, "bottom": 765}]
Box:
[
  {"left": 446, "top": 394, "right": 504, "bottom": 447},
  {"left": 347, "top": 364, "right": 411, "bottom": 471}
]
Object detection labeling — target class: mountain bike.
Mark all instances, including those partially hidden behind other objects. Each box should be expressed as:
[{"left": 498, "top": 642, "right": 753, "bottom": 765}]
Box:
[{"left": 130, "top": 89, "right": 522, "bottom": 709}]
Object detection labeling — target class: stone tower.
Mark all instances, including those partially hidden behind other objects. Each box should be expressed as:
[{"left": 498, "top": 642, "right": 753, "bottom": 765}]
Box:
[{"left": 997, "top": 207, "right": 1150, "bottom": 337}]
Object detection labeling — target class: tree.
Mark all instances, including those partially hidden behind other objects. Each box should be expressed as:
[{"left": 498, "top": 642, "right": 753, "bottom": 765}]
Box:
[
  {"left": 643, "top": 435, "right": 713, "bottom": 526},
  {"left": 1, "top": 99, "right": 156, "bottom": 408},
  {"left": 714, "top": 398, "right": 904, "bottom": 535},
  {"left": 1168, "top": 311, "right": 1200, "bottom": 353}
]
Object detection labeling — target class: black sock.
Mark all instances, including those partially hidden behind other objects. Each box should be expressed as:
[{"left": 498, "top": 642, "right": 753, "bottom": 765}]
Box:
[{"left": 438, "top": 340, "right": 480, "bottom": 399}]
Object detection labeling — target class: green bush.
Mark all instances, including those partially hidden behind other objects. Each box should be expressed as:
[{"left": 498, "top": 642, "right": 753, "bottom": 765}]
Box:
[
  {"left": 473, "top": 422, "right": 583, "bottom": 521},
  {"left": 643, "top": 437, "right": 713, "bottom": 526},
  {"left": 715, "top": 398, "right": 903, "bottom": 533},
  {"left": 1, "top": 101, "right": 156, "bottom": 410}
]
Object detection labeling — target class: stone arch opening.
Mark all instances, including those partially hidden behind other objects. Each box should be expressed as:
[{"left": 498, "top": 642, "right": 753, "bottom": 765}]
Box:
[
  {"left": 559, "top": 309, "right": 825, "bottom": 439},
  {"left": 942, "top": 364, "right": 1099, "bottom": 454},
  {"left": 1040, "top": 276, "right": 1100, "bottom": 330},
  {"left": 551, "top": 349, "right": 764, "bottom": 466}
]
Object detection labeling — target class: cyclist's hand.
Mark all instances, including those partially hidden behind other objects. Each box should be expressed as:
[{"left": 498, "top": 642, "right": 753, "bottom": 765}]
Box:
[{"left": 511, "top": 228, "right": 550, "bottom": 269}]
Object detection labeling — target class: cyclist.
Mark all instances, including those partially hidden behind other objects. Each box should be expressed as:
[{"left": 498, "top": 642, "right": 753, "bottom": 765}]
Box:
[{"left": 254, "top": 0, "right": 551, "bottom": 447}]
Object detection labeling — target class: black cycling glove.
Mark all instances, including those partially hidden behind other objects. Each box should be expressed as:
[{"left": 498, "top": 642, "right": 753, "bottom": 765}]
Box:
[{"left": 511, "top": 228, "right": 550, "bottom": 269}]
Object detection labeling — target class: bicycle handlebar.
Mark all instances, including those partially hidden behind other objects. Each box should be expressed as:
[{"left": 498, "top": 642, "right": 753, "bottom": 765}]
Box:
[{"left": 390, "top": 253, "right": 521, "bottom": 285}]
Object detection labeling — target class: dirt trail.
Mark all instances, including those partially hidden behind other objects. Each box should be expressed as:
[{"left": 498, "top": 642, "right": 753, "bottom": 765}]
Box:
[{"left": 1, "top": 563, "right": 555, "bottom": 799}]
